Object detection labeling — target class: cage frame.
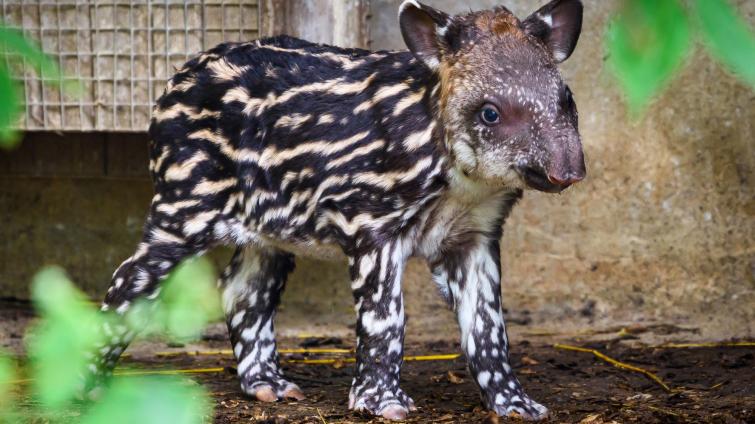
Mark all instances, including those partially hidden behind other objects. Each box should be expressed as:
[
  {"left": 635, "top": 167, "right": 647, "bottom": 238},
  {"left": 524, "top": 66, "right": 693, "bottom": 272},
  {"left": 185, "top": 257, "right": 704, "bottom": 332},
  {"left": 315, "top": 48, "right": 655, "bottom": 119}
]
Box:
[{"left": 0, "top": 0, "right": 262, "bottom": 133}]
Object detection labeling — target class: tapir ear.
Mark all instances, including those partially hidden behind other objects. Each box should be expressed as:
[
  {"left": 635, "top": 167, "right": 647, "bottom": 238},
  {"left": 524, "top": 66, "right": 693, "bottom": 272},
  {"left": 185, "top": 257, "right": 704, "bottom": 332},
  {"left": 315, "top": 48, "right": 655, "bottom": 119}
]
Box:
[
  {"left": 522, "top": 0, "right": 583, "bottom": 63},
  {"left": 399, "top": 1, "right": 452, "bottom": 71}
]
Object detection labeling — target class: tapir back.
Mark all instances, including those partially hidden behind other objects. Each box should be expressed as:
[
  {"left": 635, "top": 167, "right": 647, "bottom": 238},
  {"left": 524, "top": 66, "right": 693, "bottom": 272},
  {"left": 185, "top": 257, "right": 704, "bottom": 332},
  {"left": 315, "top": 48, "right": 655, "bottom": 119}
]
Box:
[{"left": 148, "top": 35, "right": 447, "bottom": 251}]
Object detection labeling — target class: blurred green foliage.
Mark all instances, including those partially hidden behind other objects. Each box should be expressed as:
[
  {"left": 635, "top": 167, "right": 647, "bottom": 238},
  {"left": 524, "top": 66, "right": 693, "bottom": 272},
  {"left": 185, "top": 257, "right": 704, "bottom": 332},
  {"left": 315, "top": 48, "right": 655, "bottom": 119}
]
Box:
[
  {"left": 607, "top": 0, "right": 755, "bottom": 114},
  {"left": 80, "top": 377, "right": 211, "bottom": 424},
  {"left": 0, "top": 26, "right": 68, "bottom": 149},
  {"left": 695, "top": 0, "right": 755, "bottom": 87},
  {"left": 606, "top": 0, "right": 690, "bottom": 114},
  {"left": 29, "top": 267, "right": 108, "bottom": 410},
  {"left": 1, "top": 259, "right": 219, "bottom": 423},
  {"left": 0, "top": 354, "right": 12, "bottom": 401},
  {"left": 0, "top": 28, "right": 220, "bottom": 423},
  {"left": 0, "top": 352, "right": 17, "bottom": 422},
  {"left": 128, "top": 258, "right": 222, "bottom": 343}
]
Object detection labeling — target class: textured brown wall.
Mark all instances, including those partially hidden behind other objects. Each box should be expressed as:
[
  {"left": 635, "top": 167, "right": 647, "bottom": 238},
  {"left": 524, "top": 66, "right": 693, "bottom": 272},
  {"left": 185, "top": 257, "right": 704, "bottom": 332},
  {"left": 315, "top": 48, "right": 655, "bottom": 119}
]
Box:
[{"left": 0, "top": 1, "right": 752, "bottom": 341}]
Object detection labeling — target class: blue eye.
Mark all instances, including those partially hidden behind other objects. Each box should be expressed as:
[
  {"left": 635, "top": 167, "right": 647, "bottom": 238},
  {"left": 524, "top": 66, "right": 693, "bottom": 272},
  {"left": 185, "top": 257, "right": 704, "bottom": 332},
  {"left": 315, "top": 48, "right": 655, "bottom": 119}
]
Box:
[{"left": 480, "top": 106, "right": 500, "bottom": 125}]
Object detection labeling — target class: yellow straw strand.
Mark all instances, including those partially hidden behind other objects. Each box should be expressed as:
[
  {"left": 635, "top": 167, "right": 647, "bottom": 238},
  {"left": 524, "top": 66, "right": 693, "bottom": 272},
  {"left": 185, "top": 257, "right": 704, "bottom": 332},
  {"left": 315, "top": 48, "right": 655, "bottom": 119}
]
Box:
[
  {"left": 285, "top": 353, "right": 460, "bottom": 365},
  {"left": 654, "top": 341, "right": 755, "bottom": 349},
  {"left": 113, "top": 353, "right": 461, "bottom": 377},
  {"left": 404, "top": 354, "right": 460, "bottom": 361},
  {"left": 4, "top": 378, "right": 33, "bottom": 385},
  {"left": 317, "top": 408, "right": 328, "bottom": 424},
  {"left": 155, "top": 347, "right": 353, "bottom": 357},
  {"left": 114, "top": 367, "right": 226, "bottom": 376},
  {"left": 6, "top": 353, "right": 462, "bottom": 383},
  {"left": 286, "top": 358, "right": 355, "bottom": 365}
]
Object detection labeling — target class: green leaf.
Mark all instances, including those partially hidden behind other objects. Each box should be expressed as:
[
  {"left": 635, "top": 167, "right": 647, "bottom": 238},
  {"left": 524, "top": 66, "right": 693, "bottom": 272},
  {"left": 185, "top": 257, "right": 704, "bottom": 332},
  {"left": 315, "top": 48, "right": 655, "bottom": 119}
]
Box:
[
  {"left": 127, "top": 257, "right": 221, "bottom": 343},
  {"left": 606, "top": 0, "right": 691, "bottom": 114},
  {"left": 0, "top": 27, "right": 61, "bottom": 81},
  {"left": 0, "top": 65, "right": 21, "bottom": 148},
  {"left": 0, "top": 25, "right": 81, "bottom": 148},
  {"left": 80, "top": 376, "right": 211, "bottom": 424},
  {"left": 694, "top": 0, "right": 755, "bottom": 87},
  {"left": 27, "top": 267, "right": 106, "bottom": 409}
]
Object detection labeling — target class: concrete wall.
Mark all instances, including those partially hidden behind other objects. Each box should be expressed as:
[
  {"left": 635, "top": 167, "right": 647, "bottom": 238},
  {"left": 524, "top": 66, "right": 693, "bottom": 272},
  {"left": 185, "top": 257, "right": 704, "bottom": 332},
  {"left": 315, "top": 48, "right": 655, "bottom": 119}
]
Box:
[
  {"left": 371, "top": 0, "right": 754, "bottom": 338},
  {"left": 1, "top": 1, "right": 752, "bottom": 340},
  {"left": 260, "top": 0, "right": 370, "bottom": 47}
]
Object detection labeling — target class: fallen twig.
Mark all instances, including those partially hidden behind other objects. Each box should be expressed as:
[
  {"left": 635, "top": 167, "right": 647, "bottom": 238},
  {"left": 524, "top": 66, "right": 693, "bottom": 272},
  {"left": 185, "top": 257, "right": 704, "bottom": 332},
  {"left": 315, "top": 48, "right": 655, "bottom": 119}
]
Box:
[
  {"left": 553, "top": 343, "right": 672, "bottom": 392},
  {"left": 645, "top": 405, "right": 681, "bottom": 417}
]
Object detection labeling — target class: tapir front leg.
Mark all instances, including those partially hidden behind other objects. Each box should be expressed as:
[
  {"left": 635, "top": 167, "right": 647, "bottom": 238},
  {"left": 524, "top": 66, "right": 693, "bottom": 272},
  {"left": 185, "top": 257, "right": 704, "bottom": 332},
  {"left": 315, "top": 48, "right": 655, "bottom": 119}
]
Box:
[
  {"left": 432, "top": 236, "right": 548, "bottom": 420},
  {"left": 347, "top": 240, "right": 415, "bottom": 420}
]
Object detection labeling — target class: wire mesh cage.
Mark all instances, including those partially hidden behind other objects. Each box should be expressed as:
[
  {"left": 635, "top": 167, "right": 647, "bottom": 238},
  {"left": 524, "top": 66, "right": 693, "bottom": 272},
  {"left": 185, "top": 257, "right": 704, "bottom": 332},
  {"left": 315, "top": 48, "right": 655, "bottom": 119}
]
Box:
[{"left": 0, "top": 0, "right": 260, "bottom": 132}]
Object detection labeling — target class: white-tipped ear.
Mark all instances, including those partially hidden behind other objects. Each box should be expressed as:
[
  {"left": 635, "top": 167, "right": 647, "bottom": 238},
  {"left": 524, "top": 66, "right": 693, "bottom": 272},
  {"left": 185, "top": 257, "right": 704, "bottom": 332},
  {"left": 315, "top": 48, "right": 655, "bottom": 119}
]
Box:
[
  {"left": 522, "top": 0, "right": 583, "bottom": 63},
  {"left": 399, "top": 0, "right": 451, "bottom": 71}
]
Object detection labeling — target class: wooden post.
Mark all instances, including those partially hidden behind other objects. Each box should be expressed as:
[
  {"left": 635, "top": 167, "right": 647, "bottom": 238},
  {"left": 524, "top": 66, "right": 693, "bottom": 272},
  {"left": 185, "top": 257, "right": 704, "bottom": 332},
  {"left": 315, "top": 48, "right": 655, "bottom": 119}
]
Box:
[{"left": 260, "top": 0, "right": 371, "bottom": 49}]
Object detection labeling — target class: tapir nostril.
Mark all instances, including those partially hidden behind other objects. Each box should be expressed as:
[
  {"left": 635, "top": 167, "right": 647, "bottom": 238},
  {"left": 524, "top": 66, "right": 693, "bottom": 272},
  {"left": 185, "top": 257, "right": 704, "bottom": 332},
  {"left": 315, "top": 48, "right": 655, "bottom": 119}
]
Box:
[
  {"left": 547, "top": 174, "right": 568, "bottom": 186},
  {"left": 547, "top": 173, "right": 583, "bottom": 187}
]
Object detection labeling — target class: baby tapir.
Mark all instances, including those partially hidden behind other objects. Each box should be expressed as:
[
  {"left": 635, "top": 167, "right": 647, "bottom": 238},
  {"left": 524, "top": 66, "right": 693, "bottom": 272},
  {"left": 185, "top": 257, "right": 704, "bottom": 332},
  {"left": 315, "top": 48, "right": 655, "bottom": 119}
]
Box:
[{"left": 87, "top": 0, "right": 585, "bottom": 420}]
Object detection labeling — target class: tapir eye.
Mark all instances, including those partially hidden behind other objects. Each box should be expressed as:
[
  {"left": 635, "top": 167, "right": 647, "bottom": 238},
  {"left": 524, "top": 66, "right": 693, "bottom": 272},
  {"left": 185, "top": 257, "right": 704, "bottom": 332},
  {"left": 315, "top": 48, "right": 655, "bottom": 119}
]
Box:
[{"left": 479, "top": 105, "right": 500, "bottom": 126}]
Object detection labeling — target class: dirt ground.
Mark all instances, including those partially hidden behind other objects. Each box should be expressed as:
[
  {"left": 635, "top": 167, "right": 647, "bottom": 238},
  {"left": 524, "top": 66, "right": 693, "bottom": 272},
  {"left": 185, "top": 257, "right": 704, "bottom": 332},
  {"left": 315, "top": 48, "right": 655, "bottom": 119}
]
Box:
[
  {"left": 138, "top": 340, "right": 755, "bottom": 424},
  {"left": 2, "top": 300, "right": 754, "bottom": 423}
]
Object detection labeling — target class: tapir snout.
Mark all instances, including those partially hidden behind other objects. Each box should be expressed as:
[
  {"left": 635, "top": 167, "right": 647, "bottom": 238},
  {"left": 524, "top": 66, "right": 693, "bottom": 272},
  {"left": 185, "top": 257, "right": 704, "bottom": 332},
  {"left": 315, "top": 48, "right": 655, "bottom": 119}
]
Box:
[{"left": 545, "top": 134, "right": 586, "bottom": 190}]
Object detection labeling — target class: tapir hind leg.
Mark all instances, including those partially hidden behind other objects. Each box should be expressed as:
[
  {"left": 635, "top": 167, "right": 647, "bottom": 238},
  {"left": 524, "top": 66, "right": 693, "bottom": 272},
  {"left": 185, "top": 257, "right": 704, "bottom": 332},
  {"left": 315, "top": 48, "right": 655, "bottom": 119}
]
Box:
[
  {"left": 219, "top": 246, "right": 304, "bottom": 402},
  {"left": 81, "top": 195, "right": 220, "bottom": 398}
]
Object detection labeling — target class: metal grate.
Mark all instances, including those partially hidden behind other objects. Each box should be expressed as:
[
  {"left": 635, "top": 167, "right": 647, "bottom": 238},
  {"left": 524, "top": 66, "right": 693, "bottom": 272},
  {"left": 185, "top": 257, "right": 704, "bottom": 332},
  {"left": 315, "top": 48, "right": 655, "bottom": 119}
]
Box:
[{"left": 0, "top": 0, "right": 259, "bottom": 132}]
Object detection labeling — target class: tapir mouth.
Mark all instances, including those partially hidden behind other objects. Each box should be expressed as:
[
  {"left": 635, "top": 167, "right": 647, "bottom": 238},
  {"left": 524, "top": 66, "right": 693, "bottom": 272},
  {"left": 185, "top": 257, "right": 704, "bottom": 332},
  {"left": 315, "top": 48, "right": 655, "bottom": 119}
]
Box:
[{"left": 517, "top": 166, "right": 569, "bottom": 193}]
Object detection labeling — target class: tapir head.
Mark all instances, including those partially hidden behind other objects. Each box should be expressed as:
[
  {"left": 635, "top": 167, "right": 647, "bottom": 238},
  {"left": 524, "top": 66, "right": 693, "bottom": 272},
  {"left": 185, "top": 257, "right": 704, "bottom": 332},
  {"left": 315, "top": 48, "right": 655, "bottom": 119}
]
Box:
[{"left": 400, "top": 0, "right": 586, "bottom": 192}]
